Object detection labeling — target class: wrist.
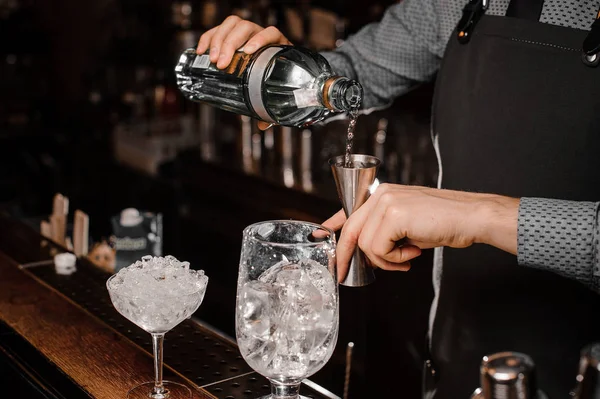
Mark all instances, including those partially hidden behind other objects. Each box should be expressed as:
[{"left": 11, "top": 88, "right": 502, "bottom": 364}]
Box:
[{"left": 471, "top": 195, "right": 520, "bottom": 255}]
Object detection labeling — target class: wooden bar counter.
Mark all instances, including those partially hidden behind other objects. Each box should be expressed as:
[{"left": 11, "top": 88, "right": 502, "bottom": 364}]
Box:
[{"left": 0, "top": 216, "right": 337, "bottom": 399}]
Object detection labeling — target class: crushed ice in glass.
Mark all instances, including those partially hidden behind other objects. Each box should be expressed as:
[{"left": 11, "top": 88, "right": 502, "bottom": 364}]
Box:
[
  {"left": 107, "top": 255, "right": 208, "bottom": 333},
  {"left": 109, "top": 254, "right": 206, "bottom": 297}
]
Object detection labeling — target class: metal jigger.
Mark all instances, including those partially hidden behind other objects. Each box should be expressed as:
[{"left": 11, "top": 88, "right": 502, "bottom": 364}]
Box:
[{"left": 329, "top": 154, "right": 381, "bottom": 287}]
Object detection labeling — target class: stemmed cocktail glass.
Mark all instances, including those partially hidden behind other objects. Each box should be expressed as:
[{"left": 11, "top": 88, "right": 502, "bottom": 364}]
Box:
[
  {"left": 107, "top": 255, "right": 208, "bottom": 399},
  {"left": 236, "top": 220, "right": 338, "bottom": 399}
]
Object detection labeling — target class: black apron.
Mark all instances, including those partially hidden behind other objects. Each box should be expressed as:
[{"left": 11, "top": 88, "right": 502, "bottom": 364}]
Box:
[{"left": 426, "top": 1, "right": 600, "bottom": 398}]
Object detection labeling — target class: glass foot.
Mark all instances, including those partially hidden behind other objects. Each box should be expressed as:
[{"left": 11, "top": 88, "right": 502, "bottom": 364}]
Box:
[{"left": 126, "top": 381, "right": 192, "bottom": 399}]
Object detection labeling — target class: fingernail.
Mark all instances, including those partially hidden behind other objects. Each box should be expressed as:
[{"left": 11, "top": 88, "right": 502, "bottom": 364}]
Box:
[{"left": 244, "top": 43, "right": 257, "bottom": 53}]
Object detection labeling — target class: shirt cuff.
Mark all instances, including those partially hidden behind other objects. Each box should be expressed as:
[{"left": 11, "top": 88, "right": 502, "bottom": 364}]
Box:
[{"left": 517, "top": 197, "right": 599, "bottom": 289}]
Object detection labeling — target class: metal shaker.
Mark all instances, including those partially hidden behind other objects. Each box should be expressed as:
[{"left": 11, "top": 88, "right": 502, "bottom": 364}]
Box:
[
  {"left": 471, "top": 352, "right": 547, "bottom": 399},
  {"left": 572, "top": 343, "right": 600, "bottom": 399}
]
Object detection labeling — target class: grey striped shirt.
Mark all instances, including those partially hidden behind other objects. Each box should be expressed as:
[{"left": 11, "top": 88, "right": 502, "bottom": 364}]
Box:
[{"left": 322, "top": 0, "right": 600, "bottom": 293}]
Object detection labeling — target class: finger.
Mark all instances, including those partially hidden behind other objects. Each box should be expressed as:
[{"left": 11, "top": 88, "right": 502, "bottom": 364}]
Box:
[
  {"left": 405, "top": 240, "right": 439, "bottom": 249},
  {"left": 244, "top": 26, "right": 291, "bottom": 53},
  {"left": 367, "top": 253, "right": 413, "bottom": 272},
  {"left": 197, "top": 27, "right": 218, "bottom": 54},
  {"left": 356, "top": 198, "right": 386, "bottom": 264},
  {"left": 209, "top": 15, "right": 242, "bottom": 64},
  {"left": 322, "top": 209, "right": 346, "bottom": 232},
  {"left": 336, "top": 216, "right": 365, "bottom": 275},
  {"left": 359, "top": 212, "right": 421, "bottom": 267},
  {"left": 335, "top": 185, "right": 392, "bottom": 281},
  {"left": 379, "top": 244, "right": 422, "bottom": 264},
  {"left": 370, "top": 211, "right": 422, "bottom": 263},
  {"left": 335, "top": 195, "right": 382, "bottom": 277},
  {"left": 311, "top": 226, "right": 331, "bottom": 240},
  {"left": 257, "top": 121, "right": 274, "bottom": 130},
  {"left": 336, "top": 253, "right": 349, "bottom": 284},
  {"left": 335, "top": 222, "right": 362, "bottom": 283},
  {"left": 382, "top": 260, "right": 412, "bottom": 272},
  {"left": 217, "top": 20, "right": 263, "bottom": 69}
]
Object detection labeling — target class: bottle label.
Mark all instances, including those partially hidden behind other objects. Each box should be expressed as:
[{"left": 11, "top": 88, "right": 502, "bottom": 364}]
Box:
[
  {"left": 293, "top": 88, "right": 319, "bottom": 108},
  {"left": 192, "top": 55, "right": 211, "bottom": 69},
  {"left": 113, "top": 236, "right": 148, "bottom": 251}
]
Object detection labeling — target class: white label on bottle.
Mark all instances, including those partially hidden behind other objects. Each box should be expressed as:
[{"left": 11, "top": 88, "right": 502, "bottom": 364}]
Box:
[
  {"left": 192, "top": 54, "right": 211, "bottom": 69},
  {"left": 293, "top": 88, "right": 319, "bottom": 108}
]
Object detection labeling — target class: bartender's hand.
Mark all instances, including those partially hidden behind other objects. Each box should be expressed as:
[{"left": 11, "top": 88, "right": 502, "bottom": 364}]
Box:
[
  {"left": 322, "top": 184, "right": 519, "bottom": 277},
  {"left": 197, "top": 15, "right": 291, "bottom": 69},
  {"left": 196, "top": 15, "right": 292, "bottom": 130}
]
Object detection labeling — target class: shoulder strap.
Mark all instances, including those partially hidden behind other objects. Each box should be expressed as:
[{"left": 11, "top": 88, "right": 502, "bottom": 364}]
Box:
[{"left": 583, "top": 6, "right": 600, "bottom": 66}]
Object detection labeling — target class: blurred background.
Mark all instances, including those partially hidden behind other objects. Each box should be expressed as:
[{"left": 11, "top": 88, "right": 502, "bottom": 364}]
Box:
[{"left": 0, "top": 0, "right": 438, "bottom": 397}]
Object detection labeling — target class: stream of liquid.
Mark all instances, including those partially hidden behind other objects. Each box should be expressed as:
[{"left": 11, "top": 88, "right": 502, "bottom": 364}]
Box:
[{"left": 344, "top": 107, "right": 360, "bottom": 168}]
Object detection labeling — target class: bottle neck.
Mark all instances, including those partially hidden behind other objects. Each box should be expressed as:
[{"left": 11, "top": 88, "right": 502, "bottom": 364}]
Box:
[{"left": 322, "top": 76, "right": 363, "bottom": 112}]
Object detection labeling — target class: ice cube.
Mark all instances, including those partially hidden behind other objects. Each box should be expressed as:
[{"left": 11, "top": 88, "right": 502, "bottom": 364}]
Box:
[
  {"left": 258, "top": 260, "right": 330, "bottom": 330},
  {"left": 239, "top": 281, "right": 275, "bottom": 339},
  {"left": 278, "top": 273, "right": 323, "bottom": 330},
  {"left": 315, "top": 305, "right": 336, "bottom": 329},
  {"left": 257, "top": 258, "right": 294, "bottom": 284},
  {"left": 256, "top": 223, "right": 275, "bottom": 239},
  {"left": 243, "top": 338, "right": 277, "bottom": 372},
  {"left": 165, "top": 255, "right": 177, "bottom": 264},
  {"left": 300, "top": 259, "right": 336, "bottom": 304},
  {"left": 274, "top": 264, "right": 302, "bottom": 285}
]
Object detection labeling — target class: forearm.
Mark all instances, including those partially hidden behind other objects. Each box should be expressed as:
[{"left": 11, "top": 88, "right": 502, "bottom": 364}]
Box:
[
  {"left": 471, "top": 195, "right": 520, "bottom": 255},
  {"left": 321, "top": 0, "right": 441, "bottom": 111},
  {"left": 517, "top": 198, "right": 600, "bottom": 291},
  {"left": 469, "top": 196, "right": 600, "bottom": 292}
]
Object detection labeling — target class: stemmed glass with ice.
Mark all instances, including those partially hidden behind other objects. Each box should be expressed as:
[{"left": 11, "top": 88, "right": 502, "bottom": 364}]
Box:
[
  {"left": 107, "top": 255, "right": 208, "bottom": 399},
  {"left": 236, "top": 220, "right": 338, "bottom": 399}
]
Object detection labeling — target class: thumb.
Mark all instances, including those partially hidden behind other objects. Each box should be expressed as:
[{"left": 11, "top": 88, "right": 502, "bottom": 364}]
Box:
[{"left": 322, "top": 209, "right": 346, "bottom": 232}]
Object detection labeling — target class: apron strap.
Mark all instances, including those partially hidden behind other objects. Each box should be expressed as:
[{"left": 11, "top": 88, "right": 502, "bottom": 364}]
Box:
[
  {"left": 457, "top": 0, "right": 545, "bottom": 44},
  {"left": 583, "top": 7, "right": 600, "bottom": 66},
  {"left": 457, "top": 0, "right": 600, "bottom": 66},
  {"left": 506, "top": 0, "right": 544, "bottom": 21},
  {"left": 456, "top": 0, "right": 488, "bottom": 44}
]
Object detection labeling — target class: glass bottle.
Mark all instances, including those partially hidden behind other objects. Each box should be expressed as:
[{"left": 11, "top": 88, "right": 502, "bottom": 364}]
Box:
[{"left": 175, "top": 45, "right": 362, "bottom": 127}]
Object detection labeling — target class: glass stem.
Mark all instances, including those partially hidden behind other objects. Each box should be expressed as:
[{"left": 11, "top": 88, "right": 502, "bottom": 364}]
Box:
[
  {"left": 271, "top": 382, "right": 301, "bottom": 398},
  {"left": 152, "top": 333, "right": 166, "bottom": 396}
]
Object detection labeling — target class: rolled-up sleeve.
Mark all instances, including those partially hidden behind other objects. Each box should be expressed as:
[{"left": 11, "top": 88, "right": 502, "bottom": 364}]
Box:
[
  {"left": 321, "top": 0, "right": 443, "bottom": 111},
  {"left": 518, "top": 197, "right": 600, "bottom": 292}
]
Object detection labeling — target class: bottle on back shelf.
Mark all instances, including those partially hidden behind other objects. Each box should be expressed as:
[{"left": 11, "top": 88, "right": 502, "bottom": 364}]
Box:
[{"left": 175, "top": 45, "right": 362, "bottom": 127}]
